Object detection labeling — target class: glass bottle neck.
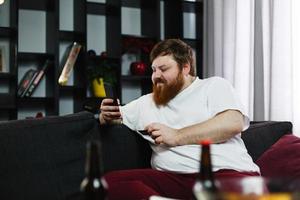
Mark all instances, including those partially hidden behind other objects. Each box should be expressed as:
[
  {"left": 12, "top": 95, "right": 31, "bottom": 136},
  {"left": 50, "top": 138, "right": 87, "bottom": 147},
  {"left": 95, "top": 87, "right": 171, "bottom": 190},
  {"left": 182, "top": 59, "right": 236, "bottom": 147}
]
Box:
[
  {"left": 85, "top": 141, "right": 102, "bottom": 178},
  {"left": 200, "top": 145, "right": 214, "bottom": 181}
]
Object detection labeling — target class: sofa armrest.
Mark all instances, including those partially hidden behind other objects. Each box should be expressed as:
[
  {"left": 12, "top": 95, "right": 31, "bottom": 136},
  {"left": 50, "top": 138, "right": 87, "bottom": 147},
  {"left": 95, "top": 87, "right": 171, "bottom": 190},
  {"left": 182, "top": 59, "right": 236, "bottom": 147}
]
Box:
[
  {"left": 0, "top": 111, "right": 99, "bottom": 200},
  {"left": 242, "top": 121, "right": 293, "bottom": 161},
  {"left": 100, "top": 124, "right": 152, "bottom": 173}
]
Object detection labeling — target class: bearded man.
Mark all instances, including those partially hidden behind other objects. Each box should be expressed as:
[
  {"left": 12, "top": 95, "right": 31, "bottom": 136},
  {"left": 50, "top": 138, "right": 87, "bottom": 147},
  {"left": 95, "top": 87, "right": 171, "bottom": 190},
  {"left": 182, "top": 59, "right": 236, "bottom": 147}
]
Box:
[{"left": 99, "top": 39, "right": 260, "bottom": 200}]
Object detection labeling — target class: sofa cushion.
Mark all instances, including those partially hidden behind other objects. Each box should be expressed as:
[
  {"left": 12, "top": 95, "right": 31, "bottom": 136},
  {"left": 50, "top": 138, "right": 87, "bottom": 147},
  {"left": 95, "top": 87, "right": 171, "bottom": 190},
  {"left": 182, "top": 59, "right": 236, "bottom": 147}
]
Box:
[
  {"left": 242, "top": 121, "right": 293, "bottom": 161},
  {"left": 0, "top": 111, "right": 99, "bottom": 200},
  {"left": 256, "top": 134, "right": 300, "bottom": 178},
  {"left": 100, "top": 124, "right": 152, "bottom": 172}
]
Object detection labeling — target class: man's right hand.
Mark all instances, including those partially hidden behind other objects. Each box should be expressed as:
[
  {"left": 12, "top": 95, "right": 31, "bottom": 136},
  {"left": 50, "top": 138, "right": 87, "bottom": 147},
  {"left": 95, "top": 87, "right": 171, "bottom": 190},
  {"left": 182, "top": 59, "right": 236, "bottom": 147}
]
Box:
[{"left": 99, "top": 98, "right": 122, "bottom": 125}]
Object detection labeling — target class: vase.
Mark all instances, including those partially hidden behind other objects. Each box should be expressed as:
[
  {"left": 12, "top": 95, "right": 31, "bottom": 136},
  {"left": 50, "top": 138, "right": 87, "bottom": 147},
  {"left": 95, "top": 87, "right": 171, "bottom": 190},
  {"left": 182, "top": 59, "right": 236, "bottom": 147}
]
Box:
[
  {"left": 130, "top": 61, "right": 147, "bottom": 76},
  {"left": 92, "top": 77, "right": 106, "bottom": 97}
]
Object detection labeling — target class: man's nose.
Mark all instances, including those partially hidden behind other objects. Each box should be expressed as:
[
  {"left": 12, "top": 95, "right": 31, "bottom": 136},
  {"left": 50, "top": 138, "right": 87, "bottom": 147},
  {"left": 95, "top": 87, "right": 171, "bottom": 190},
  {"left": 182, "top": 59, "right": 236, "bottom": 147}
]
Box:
[{"left": 153, "top": 69, "right": 162, "bottom": 78}]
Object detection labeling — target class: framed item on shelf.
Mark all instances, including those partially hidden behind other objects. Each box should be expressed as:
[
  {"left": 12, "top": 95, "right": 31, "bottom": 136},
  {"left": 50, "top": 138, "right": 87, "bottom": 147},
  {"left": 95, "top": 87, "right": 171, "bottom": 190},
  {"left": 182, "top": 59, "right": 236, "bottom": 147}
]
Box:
[{"left": 0, "top": 46, "right": 6, "bottom": 72}]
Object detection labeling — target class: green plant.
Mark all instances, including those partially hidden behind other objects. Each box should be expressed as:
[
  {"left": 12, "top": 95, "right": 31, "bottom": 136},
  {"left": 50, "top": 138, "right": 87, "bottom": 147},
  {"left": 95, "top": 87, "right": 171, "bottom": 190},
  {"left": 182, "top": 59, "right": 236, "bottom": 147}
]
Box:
[{"left": 86, "top": 52, "right": 118, "bottom": 86}]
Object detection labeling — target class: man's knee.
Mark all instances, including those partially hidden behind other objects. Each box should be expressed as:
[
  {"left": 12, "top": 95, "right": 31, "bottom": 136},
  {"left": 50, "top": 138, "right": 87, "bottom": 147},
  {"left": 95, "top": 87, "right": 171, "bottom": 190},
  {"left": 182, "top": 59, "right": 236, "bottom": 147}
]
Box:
[{"left": 103, "top": 169, "right": 140, "bottom": 186}]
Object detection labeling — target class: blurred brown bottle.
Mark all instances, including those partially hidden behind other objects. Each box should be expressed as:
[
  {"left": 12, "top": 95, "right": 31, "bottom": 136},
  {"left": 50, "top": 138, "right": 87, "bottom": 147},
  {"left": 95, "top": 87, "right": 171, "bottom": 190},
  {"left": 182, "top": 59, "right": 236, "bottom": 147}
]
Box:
[
  {"left": 80, "top": 140, "right": 106, "bottom": 200},
  {"left": 192, "top": 140, "right": 218, "bottom": 200}
]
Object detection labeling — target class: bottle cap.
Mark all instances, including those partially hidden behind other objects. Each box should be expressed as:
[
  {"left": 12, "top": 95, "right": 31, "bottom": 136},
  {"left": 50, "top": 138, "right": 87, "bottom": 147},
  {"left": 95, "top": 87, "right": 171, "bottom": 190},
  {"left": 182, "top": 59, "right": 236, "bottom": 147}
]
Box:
[{"left": 199, "top": 139, "right": 212, "bottom": 146}]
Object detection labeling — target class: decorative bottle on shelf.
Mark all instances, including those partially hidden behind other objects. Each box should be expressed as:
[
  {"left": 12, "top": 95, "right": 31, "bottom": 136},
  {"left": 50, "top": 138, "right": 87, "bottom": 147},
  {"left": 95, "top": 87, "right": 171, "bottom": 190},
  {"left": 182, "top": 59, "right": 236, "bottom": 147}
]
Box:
[
  {"left": 192, "top": 139, "right": 219, "bottom": 200},
  {"left": 80, "top": 140, "right": 107, "bottom": 200}
]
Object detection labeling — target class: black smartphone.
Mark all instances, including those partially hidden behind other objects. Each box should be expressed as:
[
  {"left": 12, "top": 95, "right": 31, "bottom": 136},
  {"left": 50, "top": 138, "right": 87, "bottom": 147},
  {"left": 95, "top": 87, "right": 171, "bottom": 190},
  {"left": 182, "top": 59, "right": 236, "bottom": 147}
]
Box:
[
  {"left": 138, "top": 130, "right": 149, "bottom": 135},
  {"left": 111, "top": 98, "right": 119, "bottom": 106},
  {"left": 104, "top": 83, "right": 119, "bottom": 106}
]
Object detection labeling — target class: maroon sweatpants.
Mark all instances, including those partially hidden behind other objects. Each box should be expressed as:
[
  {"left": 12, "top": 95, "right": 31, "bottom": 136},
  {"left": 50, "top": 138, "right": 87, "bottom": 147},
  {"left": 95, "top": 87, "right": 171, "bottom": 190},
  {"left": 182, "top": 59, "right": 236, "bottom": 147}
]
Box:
[{"left": 103, "top": 168, "right": 260, "bottom": 200}]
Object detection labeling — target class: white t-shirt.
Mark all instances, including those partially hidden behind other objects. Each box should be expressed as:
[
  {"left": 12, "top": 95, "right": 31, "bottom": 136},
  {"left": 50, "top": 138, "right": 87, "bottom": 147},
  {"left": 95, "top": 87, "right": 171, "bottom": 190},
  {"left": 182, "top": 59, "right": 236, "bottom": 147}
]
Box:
[{"left": 120, "top": 76, "right": 260, "bottom": 173}]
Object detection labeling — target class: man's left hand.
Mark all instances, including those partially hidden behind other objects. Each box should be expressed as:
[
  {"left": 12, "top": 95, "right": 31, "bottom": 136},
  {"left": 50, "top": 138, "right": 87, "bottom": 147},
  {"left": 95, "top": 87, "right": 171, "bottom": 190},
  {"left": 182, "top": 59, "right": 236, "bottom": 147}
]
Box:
[{"left": 145, "top": 123, "right": 179, "bottom": 147}]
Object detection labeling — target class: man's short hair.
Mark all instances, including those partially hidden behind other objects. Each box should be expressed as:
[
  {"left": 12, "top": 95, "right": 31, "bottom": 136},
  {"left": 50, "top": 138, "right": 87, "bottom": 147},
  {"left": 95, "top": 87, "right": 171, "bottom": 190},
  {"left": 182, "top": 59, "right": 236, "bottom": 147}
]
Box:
[{"left": 150, "top": 39, "right": 196, "bottom": 76}]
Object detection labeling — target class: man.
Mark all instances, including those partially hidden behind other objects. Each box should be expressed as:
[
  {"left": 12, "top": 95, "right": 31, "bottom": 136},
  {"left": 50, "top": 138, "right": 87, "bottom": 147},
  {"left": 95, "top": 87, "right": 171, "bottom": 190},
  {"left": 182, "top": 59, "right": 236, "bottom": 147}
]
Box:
[{"left": 99, "top": 39, "right": 260, "bottom": 200}]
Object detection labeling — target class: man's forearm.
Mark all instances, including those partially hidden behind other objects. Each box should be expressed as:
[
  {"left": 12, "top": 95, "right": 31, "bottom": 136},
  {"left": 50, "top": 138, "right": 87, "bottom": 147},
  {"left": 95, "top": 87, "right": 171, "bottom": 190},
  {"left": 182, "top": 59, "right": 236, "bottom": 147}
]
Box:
[{"left": 175, "top": 110, "right": 245, "bottom": 145}]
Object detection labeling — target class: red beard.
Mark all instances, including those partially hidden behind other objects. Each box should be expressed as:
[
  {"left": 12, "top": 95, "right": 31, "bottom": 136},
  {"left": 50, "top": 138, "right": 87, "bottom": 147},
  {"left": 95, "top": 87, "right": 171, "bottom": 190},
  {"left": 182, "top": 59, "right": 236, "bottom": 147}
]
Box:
[{"left": 152, "top": 72, "right": 184, "bottom": 106}]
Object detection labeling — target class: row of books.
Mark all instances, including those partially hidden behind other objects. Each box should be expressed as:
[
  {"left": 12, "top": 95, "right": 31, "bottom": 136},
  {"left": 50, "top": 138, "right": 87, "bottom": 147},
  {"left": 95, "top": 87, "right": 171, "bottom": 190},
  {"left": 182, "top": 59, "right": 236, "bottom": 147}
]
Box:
[
  {"left": 17, "top": 60, "right": 52, "bottom": 98},
  {"left": 17, "top": 41, "right": 82, "bottom": 98}
]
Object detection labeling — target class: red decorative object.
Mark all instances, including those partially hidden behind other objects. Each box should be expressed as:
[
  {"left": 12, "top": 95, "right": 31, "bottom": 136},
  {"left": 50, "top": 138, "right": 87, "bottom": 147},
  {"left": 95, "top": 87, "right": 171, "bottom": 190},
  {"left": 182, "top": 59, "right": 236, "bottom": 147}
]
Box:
[
  {"left": 122, "top": 37, "right": 156, "bottom": 54},
  {"left": 130, "top": 61, "right": 147, "bottom": 76},
  {"left": 100, "top": 51, "right": 107, "bottom": 58},
  {"left": 35, "top": 112, "right": 44, "bottom": 118}
]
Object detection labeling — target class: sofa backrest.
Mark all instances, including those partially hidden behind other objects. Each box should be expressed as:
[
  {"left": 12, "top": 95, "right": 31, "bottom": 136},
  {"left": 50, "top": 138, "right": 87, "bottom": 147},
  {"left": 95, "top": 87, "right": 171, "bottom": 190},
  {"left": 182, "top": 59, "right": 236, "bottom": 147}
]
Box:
[
  {"left": 0, "top": 111, "right": 99, "bottom": 200},
  {"left": 99, "top": 121, "right": 294, "bottom": 171},
  {"left": 241, "top": 121, "right": 293, "bottom": 161}
]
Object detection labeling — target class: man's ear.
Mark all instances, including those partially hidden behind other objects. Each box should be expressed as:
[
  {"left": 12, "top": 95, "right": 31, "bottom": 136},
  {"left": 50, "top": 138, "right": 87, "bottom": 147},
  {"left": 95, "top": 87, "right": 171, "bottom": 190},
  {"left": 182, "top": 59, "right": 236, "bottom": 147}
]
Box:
[{"left": 182, "top": 63, "right": 191, "bottom": 76}]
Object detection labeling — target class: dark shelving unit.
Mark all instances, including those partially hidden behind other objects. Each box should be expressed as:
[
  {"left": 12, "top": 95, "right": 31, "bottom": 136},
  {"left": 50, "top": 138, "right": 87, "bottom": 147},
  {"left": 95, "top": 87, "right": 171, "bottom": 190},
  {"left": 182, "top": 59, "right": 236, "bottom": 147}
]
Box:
[
  {"left": 164, "top": 0, "right": 203, "bottom": 77},
  {"left": 0, "top": 93, "right": 16, "bottom": 109},
  {"left": 0, "top": 72, "right": 14, "bottom": 79},
  {"left": 58, "top": 31, "right": 85, "bottom": 42},
  {"left": 0, "top": 27, "right": 17, "bottom": 38},
  {"left": 0, "top": 0, "right": 203, "bottom": 120},
  {"left": 18, "top": 52, "right": 55, "bottom": 63},
  {"left": 0, "top": 0, "right": 18, "bottom": 119},
  {"left": 121, "top": 75, "right": 151, "bottom": 81},
  {"left": 17, "top": 97, "right": 54, "bottom": 105}
]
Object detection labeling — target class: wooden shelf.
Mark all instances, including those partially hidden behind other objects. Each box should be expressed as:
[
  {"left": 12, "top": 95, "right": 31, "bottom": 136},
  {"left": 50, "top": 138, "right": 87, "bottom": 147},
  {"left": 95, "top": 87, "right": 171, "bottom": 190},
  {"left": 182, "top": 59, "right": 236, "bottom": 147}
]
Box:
[
  {"left": 0, "top": 73, "right": 14, "bottom": 79},
  {"left": 121, "top": 75, "right": 151, "bottom": 81},
  {"left": 87, "top": 2, "right": 106, "bottom": 15},
  {"left": 59, "top": 31, "right": 85, "bottom": 42},
  {"left": 19, "top": 0, "right": 55, "bottom": 11},
  {"left": 17, "top": 97, "right": 54, "bottom": 106},
  {"left": 0, "top": 94, "right": 16, "bottom": 109},
  {"left": 122, "top": 0, "right": 141, "bottom": 8},
  {"left": 59, "top": 85, "right": 86, "bottom": 95},
  {"left": 18, "top": 52, "right": 54, "bottom": 63},
  {"left": 0, "top": 27, "right": 17, "bottom": 38},
  {"left": 87, "top": 56, "right": 120, "bottom": 63}
]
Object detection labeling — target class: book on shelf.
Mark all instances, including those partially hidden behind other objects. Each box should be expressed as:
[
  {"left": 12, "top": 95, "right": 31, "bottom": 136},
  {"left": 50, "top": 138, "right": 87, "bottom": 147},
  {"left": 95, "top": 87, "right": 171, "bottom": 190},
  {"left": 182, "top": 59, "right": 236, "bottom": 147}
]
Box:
[
  {"left": 17, "top": 69, "right": 38, "bottom": 98},
  {"left": 0, "top": 45, "right": 6, "bottom": 72},
  {"left": 58, "top": 42, "right": 82, "bottom": 86},
  {"left": 24, "top": 59, "right": 52, "bottom": 97}
]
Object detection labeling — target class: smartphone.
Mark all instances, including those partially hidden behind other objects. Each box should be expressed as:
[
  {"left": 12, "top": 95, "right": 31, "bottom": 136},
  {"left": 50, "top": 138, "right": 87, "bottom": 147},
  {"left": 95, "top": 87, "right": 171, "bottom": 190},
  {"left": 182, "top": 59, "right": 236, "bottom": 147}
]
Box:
[
  {"left": 104, "top": 83, "right": 119, "bottom": 106},
  {"left": 138, "top": 130, "right": 149, "bottom": 135},
  {"left": 111, "top": 98, "right": 119, "bottom": 106}
]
